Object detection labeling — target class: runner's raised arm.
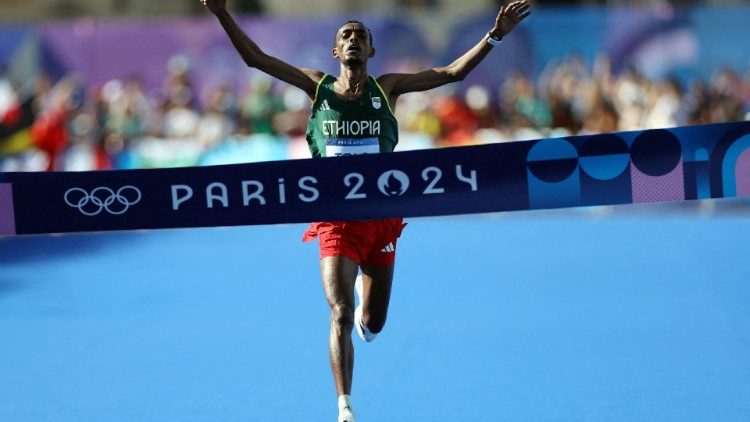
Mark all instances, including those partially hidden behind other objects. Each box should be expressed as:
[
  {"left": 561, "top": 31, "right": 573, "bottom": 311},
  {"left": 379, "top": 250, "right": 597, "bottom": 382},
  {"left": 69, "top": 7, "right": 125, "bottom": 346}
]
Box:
[
  {"left": 377, "top": 0, "right": 531, "bottom": 102},
  {"left": 201, "top": 0, "right": 323, "bottom": 98}
]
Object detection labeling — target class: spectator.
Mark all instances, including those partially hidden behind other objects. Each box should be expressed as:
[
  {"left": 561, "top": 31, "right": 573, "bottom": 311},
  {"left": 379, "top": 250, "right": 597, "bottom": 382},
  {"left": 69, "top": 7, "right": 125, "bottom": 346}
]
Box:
[{"left": 12, "top": 54, "right": 749, "bottom": 172}]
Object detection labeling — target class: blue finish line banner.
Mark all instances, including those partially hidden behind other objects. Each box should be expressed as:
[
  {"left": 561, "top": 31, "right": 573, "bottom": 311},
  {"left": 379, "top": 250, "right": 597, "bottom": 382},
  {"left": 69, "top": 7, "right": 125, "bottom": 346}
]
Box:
[{"left": 1, "top": 121, "right": 749, "bottom": 236}]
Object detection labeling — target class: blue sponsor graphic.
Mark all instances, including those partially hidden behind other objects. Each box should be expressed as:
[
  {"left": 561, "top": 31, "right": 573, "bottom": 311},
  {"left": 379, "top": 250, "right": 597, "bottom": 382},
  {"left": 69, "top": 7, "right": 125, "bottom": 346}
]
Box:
[
  {"left": 1, "top": 121, "right": 748, "bottom": 236},
  {"left": 325, "top": 138, "right": 379, "bottom": 147},
  {"left": 325, "top": 137, "right": 380, "bottom": 157}
]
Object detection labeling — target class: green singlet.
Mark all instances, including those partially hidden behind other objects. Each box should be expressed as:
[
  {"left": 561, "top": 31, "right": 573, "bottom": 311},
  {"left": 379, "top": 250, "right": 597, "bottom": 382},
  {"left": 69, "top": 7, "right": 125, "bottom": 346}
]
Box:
[{"left": 305, "top": 74, "right": 398, "bottom": 158}]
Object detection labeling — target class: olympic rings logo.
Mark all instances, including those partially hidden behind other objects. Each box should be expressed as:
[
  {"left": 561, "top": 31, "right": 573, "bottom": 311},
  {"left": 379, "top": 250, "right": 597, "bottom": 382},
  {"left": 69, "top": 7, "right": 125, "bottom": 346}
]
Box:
[{"left": 64, "top": 186, "right": 142, "bottom": 216}]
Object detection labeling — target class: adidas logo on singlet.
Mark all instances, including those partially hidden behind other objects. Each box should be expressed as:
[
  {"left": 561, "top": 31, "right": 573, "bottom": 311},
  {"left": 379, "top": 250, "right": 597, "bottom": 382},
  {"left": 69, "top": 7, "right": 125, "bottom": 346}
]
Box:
[{"left": 319, "top": 99, "right": 330, "bottom": 111}]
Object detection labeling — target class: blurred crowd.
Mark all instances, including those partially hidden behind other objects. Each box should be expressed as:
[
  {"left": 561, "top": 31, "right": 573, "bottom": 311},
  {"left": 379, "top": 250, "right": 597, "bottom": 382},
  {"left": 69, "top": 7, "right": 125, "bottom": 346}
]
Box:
[{"left": 1, "top": 53, "right": 749, "bottom": 172}]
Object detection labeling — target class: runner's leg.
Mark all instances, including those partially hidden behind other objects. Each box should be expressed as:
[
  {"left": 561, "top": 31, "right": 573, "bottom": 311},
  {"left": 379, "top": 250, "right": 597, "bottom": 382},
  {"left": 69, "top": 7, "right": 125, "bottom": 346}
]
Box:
[
  {"left": 358, "top": 263, "right": 395, "bottom": 334},
  {"left": 320, "top": 255, "right": 359, "bottom": 395}
]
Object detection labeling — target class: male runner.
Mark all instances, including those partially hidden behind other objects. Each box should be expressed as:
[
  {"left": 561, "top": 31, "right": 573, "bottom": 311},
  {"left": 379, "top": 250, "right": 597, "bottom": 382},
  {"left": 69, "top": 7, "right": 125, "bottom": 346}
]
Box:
[{"left": 200, "top": 1, "right": 530, "bottom": 420}]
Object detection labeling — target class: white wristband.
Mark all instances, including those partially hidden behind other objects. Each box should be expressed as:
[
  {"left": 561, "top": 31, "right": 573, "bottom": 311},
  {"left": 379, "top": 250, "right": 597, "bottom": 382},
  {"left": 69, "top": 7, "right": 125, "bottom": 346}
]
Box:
[{"left": 486, "top": 31, "right": 502, "bottom": 46}]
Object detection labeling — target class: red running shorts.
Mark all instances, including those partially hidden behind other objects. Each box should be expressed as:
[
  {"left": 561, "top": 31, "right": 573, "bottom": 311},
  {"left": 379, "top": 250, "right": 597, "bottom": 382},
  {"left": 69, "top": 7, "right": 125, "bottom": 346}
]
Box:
[{"left": 302, "top": 218, "right": 406, "bottom": 266}]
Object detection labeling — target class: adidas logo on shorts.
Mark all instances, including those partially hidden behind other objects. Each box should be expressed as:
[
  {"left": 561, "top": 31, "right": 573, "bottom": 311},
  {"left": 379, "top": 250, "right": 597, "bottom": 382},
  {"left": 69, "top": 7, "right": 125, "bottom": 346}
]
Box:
[{"left": 380, "top": 242, "right": 395, "bottom": 253}]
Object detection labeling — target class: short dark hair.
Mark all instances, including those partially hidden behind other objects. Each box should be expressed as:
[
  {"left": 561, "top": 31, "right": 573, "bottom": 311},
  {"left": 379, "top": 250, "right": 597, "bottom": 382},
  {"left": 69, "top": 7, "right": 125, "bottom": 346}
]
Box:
[{"left": 334, "top": 20, "right": 373, "bottom": 47}]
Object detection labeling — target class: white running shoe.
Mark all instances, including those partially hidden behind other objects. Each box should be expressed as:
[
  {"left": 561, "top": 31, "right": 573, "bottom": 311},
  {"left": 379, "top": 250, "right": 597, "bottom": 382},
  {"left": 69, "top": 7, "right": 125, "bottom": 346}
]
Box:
[
  {"left": 354, "top": 275, "right": 377, "bottom": 342},
  {"left": 338, "top": 405, "right": 356, "bottom": 422}
]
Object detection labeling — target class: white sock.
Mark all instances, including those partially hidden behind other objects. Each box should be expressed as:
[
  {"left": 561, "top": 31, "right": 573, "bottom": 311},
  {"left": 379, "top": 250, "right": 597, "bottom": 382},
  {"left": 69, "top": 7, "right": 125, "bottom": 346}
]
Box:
[
  {"left": 338, "top": 394, "right": 356, "bottom": 422},
  {"left": 338, "top": 394, "right": 353, "bottom": 411}
]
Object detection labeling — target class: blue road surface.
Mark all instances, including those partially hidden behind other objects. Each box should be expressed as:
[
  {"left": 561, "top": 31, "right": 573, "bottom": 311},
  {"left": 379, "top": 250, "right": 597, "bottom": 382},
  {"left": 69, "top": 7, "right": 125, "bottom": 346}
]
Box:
[{"left": 1, "top": 202, "right": 749, "bottom": 421}]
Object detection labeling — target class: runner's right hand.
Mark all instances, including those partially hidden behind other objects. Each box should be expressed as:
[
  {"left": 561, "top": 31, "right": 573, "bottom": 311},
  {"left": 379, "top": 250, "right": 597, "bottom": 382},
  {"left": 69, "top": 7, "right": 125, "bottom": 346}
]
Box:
[{"left": 200, "top": 0, "right": 226, "bottom": 15}]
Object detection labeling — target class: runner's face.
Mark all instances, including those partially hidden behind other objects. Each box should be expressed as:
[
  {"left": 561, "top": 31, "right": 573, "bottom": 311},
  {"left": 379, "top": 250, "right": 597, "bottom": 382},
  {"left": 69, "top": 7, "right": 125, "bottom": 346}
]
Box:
[{"left": 333, "top": 23, "right": 373, "bottom": 64}]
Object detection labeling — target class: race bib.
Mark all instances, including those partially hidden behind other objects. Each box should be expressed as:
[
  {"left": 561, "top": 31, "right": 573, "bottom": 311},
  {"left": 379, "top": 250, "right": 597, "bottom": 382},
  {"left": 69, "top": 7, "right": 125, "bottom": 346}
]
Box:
[{"left": 325, "top": 138, "right": 380, "bottom": 157}]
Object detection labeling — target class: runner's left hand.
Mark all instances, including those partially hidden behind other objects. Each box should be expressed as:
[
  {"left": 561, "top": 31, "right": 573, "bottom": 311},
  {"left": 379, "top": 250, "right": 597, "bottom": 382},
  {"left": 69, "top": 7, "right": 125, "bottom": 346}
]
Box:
[{"left": 493, "top": 0, "right": 531, "bottom": 37}]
